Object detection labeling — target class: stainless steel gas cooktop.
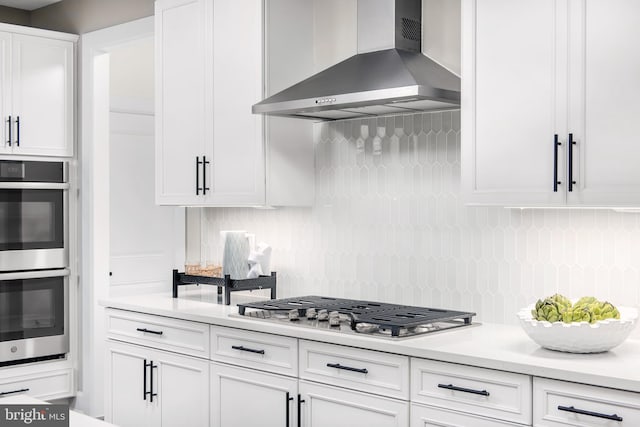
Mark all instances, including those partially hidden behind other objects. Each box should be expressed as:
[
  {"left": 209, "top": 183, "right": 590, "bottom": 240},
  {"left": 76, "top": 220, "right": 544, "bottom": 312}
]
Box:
[{"left": 235, "top": 296, "right": 476, "bottom": 339}]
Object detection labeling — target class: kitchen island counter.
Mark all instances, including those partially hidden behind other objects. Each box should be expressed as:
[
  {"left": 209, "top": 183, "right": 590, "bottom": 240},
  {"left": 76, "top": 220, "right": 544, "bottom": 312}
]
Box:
[{"left": 101, "top": 293, "right": 640, "bottom": 393}]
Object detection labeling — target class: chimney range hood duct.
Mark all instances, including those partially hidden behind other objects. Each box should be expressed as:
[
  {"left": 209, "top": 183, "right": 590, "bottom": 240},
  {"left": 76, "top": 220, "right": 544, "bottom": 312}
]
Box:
[{"left": 252, "top": 0, "right": 460, "bottom": 121}]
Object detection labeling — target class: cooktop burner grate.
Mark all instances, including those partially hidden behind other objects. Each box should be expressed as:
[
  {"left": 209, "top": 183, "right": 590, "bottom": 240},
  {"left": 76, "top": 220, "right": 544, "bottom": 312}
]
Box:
[{"left": 237, "top": 296, "right": 476, "bottom": 337}]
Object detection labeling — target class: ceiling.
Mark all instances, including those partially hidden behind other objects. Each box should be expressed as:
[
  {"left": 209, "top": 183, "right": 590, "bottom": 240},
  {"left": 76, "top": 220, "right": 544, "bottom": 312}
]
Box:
[{"left": 0, "top": 0, "right": 62, "bottom": 11}]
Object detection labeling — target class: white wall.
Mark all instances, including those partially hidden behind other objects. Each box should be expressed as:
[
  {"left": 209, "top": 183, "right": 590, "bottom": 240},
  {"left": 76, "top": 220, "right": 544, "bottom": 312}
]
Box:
[
  {"left": 31, "top": 0, "right": 154, "bottom": 34},
  {"left": 109, "top": 37, "right": 154, "bottom": 113},
  {"left": 190, "top": 110, "right": 640, "bottom": 338},
  {"left": 423, "top": 0, "right": 461, "bottom": 75}
]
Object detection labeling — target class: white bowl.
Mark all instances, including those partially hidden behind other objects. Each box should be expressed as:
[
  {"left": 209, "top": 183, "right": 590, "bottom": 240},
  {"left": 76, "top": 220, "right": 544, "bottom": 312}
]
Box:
[{"left": 517, "top": 305, "right": 639, "bottom": 353}]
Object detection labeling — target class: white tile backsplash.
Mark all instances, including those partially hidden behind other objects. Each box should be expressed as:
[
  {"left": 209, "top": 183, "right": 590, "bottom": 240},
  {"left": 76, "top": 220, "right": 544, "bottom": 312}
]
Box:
[{"left": 189, "top": 110, "right": 640, "bottom": 328}]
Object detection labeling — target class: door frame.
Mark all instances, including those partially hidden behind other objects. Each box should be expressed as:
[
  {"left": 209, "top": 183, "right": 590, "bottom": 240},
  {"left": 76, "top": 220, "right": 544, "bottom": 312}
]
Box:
[{"left": 79, "top": 16, "right": 155, "bottom": 417}]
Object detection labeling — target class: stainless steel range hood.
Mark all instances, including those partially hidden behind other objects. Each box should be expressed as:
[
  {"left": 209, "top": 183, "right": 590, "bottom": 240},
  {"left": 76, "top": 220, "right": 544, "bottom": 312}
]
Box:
[{"left": 252, "top": 0, "right": 460, "bottom": 121}]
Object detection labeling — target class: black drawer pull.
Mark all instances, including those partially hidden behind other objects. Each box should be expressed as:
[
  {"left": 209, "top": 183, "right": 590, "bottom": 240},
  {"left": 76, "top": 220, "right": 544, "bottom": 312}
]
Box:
[
  {"left": 0, "top": 388, "right": 29, "bottom": 397},
  {"left": 136, "top": 327, "right": 163, "bottom": 335},
  {"left": 231, "top": 345, "right": 265, "bottom": 355},
  {"left": 438, "top": 383, "right": 490, "bottom": 396},
  {"left": 326, "top": 363, "right": 368, "bottom": 374},
  {"left": 558, "top": 405, "right": 623, "bottom": 422}
]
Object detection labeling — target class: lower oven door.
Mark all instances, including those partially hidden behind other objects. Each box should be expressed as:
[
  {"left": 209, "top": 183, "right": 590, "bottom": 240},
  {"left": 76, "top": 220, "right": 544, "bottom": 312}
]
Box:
[{"left": 0, "top": 269, "right": 69, "bottom": 364}]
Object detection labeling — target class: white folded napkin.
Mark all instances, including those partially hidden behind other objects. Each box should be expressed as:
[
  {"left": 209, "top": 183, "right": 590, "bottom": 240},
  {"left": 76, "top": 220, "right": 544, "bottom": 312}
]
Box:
[{"left": 247, "top": 243, "right": 272, "bottom": 279}]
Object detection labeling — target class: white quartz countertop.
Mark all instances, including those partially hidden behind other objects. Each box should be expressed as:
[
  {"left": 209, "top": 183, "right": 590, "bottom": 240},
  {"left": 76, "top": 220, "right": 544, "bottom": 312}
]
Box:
[{"left": 100, "top": 293, "right": 640, "bottom": 393}]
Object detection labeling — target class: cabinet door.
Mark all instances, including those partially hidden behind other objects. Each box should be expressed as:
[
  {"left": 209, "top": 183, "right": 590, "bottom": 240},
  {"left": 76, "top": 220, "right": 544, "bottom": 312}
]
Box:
[
  {"left": 211, "top": 362, "right": 297, "bottom": 427},
  {"left": 299, "top": 380, "right": 409, "bottom": 427},
  {"left": 411, "top": 404, "right": 524, "bottom": 427},
  {"left": 155, "top": 0, "right": 211, "bottom": 205},
  {"left": 11, "top": 34, "right": 73, "bottom": 157},
  {"left": 461, "top": 0, "right": 566, "bottom": 206},
  {"left": 209, "top": 0, "right": 265, "bottom": 205},
  {"left": 567, "top": 0, "right": 640, "bottom": 206},
  {"left": 0, "top": 32, "right": 9, "bottom": 155},
  {"left": 155, "top": 350, "right": 209, "bottom": 427},
  {"left": 104, "top": 341, "right": 159, "bottom": 427}
]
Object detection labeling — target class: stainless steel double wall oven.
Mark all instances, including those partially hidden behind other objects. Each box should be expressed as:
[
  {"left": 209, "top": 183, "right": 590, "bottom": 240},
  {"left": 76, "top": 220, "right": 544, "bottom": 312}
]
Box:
[{"left": 0, "top": 160, "right": 69, "bottom": 364}]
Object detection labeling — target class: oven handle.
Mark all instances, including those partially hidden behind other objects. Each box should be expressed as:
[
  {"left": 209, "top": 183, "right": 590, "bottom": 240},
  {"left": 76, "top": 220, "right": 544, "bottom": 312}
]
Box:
[
  {"left": 0, "top": 269, "right": 70, "bottom": 281},
  {"left": 0, "top": 182, "right": 69, "bottom": 190}
]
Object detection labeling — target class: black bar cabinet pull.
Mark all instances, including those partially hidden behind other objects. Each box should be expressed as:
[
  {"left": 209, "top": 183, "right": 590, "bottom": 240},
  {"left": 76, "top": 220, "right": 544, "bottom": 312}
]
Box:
[
  {"left": 137, "top": 327, "right": 163, "bottom": 335},
  {"left": 0, "top": 388, "right": 29, "bottom": 397},
  {"left": 149, "top": 362, "right": 158, "bottom": 402},
  {"left": 438, "top": 383, "right": 490, "bottom": 396},
  {"left": 326, "top": 363, "right": 368, "bottom": 374},
  {"left": 553, "top": 134, "right": 561, "bottom": 192},
  {"left": 196, "top": 156, "right": 203, "bottom": 195},
  {"left": 143, "top": 359, "right": 150, "bottom": 400},
  {"left": 6, "top": 116, "right": 11, "bottom": 146},
  {"left": 568, "top": 133, "right": 576, "bottom": 192},
  {"left": 285, "top": 392, "right": 294, "bottom": 427},
  {"left": 297, "top": 395, "right": 305, "bottom": 427},
  {"left": 231, "top": 345, "right": 265, "bottom": 355},
  {"left": 15, "top": 116, "right": 19, "bottom": 147},
  {"left": 202, "top": 156, "right": 210, "bottom": 195},
  {"left": 558, "top": 405, "right": 623, "bottom": 422}
]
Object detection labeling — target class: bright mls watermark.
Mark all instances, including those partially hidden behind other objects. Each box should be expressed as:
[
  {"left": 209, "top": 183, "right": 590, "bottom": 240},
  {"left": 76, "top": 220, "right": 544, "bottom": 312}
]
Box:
[{"left": 0, "top": 405, "right": 68, "bottom": 426}]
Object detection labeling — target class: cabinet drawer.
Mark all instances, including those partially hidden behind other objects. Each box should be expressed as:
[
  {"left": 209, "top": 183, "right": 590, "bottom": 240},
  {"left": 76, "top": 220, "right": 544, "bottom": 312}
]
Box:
[
  {"left": 210, "top": 326, "right": 298, "bottom": 376},
  {"left": 411, "top": 358, "right": 531, "bottom": 425},
  {"left": 534, "top": 377, "right": 640, "bottom": 426},
  {"left": 300, "top": 380, "right": 409, "bottom": 427},
  {"left": 299, "top": 340, "right": 409, "bottom": 399},
  {"left": 0, "top": 369, "right": 72, "bottom": 401},
  {"left": 106, "top": 309, "right": 210, "bottom": 358},
  {"left": 411, "top": 403, "right": 525, "bottom": 427}
]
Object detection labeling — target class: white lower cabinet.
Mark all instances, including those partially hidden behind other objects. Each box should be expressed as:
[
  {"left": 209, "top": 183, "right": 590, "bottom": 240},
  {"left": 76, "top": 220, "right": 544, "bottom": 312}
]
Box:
[
  {"left": 0, "top": 366, "right": 72, "bottom": 401},
  {"left": 533, "top": 377, "right": 640, "bottom": 427},
  {"left": 411, "top": 358, "right": 532, "bottom": 425},
  {"left": 411, "top": 404, "right": 525, "bottom": 427},
  {"left": 105, "top": 340, "right": 209, "bottom": 427},
  {"left": 105, "top": 308, "right": 640, "bottom": 427},
  {"left": 299, "top": 380, "right": 409, "bottom": 427},
  {"left": 211, "top": 362, "right": 297, "bottom": 427}
]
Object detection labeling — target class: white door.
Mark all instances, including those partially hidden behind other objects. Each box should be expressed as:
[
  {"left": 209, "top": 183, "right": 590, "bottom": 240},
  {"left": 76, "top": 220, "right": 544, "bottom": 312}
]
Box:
[
  {"left": 299, "top": 380, "right": 409, "bottom": 427},
  {"left": 0, "top": 32, "right": 10, "bottom": 154},
  {"left": 104, "top": 341, "right": 158, "bottom": 427},
  {"left": 462, "top": 0, "right": 566, "bottom": 206},
  {"left": 567, "top": 0, "right": 640, "bottom": 206},
  {"left": 155, "top": 350, "right": 209, "bottom": 427},
  {"left": 411, "top": 404, "right": 523, "bottom": 427},
  {"left": 11, "top": 34, "right": 73, "bottom": 156},
  {"left": 211, "top": 363, "right": 297, "bottom": 427},
  {"left": 109, "top": 111, "right": 184, "bottom": 296},
  {"left": 209, "top": 0, "right": 265, "bottom": 206},
  {"left": 155, "top": 0, "right": 210, "bottom": 205}
]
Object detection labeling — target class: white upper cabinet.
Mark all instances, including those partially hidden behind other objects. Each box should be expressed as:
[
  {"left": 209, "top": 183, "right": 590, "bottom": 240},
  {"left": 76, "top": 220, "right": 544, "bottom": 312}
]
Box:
[
  {"left": 0, "top": 27, "right": 74, "bottom": 157},
  {"left": 209, "top": 0, "right": 264, "bottom": 206},
  {"left": 462, "top": 0, "right": 564, "bottom": 206},
  {"left": 567, "top": 0, "right": 640, "bottom": 206},
  {"left": 155, "top": 0, "right": 210, "bottom": 205},
  {"left": 462, "top": 0, "right": 640, "bottom": 207},
  {"left": 0, "top": 32, "right": 9, "bottom": 155},
  {"left": 155, "top": 0, "right": 315, "bottom": 206},
  {"left": 156, "top": 0, "right": 264, "bottom": 206}
]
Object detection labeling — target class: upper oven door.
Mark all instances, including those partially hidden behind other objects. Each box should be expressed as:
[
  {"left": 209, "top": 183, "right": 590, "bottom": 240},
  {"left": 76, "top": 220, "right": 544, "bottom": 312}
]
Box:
[
  {"left": 0, "top": 189, "right": 68, "bottom": 271},
  {"left": 0, "top": 159, "right": 68, "bottom": 272}
]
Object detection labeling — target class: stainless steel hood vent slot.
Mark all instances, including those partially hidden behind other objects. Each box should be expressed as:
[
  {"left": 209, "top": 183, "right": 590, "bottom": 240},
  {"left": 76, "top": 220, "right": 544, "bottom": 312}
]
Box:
[
  {"left": 252, "top": 0, "right": 460, "bottom": 121},
  {"left": 402, "top": 18, "right": 421, "bottom": 42}
]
